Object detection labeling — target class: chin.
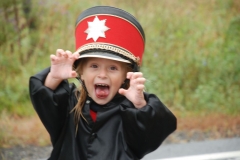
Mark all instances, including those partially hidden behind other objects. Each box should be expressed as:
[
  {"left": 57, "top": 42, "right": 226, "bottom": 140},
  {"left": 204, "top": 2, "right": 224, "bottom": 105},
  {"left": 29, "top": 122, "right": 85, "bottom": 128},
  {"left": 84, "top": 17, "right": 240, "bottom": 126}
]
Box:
[
  {"left": 94, "top": 100, "right": 108, "bottom": 105},
  {"left": 93, "top": 97, "right": 111, "bottom": 105}
]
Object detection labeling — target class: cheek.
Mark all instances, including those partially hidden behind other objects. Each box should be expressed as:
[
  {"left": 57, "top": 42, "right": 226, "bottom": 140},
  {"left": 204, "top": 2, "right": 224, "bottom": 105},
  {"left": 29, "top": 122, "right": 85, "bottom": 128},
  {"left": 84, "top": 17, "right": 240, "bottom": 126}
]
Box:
[
  {"left": 80, "top": 65, "right": 90, "bottom": 81},
  {"left": 81, "top": 72, "right": 93, "bottom": 85},
  {"left": 115, "top": 73, "right": 126, "bottom": 86},
  {"left": 81, "top": 70, "right": 88, "bottom": 81},
  {"left": 121, "top": 71, "right": 127, "bottom": 82}
]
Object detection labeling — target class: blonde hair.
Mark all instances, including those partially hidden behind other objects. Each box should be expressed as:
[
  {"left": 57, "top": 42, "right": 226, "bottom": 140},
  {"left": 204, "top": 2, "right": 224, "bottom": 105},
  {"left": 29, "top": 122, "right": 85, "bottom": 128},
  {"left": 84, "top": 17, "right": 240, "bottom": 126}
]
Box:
[{"left": 72, "top": 58, "right": 133, "bottom": 134}]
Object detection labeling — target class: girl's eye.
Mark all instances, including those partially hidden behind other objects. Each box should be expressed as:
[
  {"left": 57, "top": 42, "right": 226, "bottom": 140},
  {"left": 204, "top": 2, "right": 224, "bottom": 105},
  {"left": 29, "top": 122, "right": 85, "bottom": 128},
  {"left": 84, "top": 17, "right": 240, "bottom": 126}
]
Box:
[
  {"left": 91, "top": 64, "right": 98, "bottom": 68},
  {"left": 110, "top": 66, "right": 117, "bottom": 70}
]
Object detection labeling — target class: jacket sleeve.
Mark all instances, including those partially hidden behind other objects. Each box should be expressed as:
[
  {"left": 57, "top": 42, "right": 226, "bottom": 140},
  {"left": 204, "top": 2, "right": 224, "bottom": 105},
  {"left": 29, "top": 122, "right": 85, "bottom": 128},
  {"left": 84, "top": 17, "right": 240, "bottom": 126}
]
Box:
[
  {"left": 29, "top": 68, "right": 71, "bottom": 145},
  {"left": 120, "top": 93, "right": 177, "bottom": 158}
]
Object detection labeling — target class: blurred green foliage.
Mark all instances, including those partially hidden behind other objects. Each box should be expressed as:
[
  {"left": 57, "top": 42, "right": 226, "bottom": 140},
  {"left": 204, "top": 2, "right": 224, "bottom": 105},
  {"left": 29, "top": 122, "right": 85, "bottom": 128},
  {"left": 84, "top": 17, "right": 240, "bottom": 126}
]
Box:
[{"left": 0, "top": 0, "right": 239, "bottom": 116}]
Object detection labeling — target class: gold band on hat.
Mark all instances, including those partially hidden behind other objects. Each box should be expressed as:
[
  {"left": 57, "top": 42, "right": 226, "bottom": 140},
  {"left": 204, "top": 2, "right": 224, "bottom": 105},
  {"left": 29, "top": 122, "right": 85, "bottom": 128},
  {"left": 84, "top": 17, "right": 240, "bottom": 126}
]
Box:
[{"left": 75, "top": 43, "right": 140, "bottom": 66}]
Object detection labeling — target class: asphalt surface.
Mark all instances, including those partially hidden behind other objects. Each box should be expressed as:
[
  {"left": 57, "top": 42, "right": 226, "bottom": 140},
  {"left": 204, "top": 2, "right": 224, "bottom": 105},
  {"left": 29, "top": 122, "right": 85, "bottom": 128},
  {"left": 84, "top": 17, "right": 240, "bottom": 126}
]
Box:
[
  {"left": 143, "top": 137, "right": 240, "bottom": 160},
  {"left": 1, "top": 137, "right": 239, "bottom": 160}
]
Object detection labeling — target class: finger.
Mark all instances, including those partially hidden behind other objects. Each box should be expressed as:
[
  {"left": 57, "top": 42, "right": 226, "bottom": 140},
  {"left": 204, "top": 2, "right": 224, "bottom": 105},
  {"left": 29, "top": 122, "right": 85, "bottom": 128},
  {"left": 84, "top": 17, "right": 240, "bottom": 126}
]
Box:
[
  {"left": 62, "top": 51, "right": 68, "bottom": 58},
  {"left": 62, "top": 50, "right": 73, "bottom": 59},
  {"left": 72, "top": 51, "right": 79, "bottom": 56},
  {"left": 65, "top": 50, "right": 72, "bottom": 57},
  {"left": 129, "top": 75, "right": 145, "bottom": 86},
  {"left": 71, "top": 51, "right": 80, "bottom": 60},
  {"left": 132, "top": 72, "right": 143, "bottom": 80},
  {"left": 118, "top": 88, "right": 127, "bottom": 96},
  {"left": 70, "top": 71, "right": 78, "bottom": 78},
  {"left": 135, "top": 77, "right": 146, "bottom": 84},
  {"left": 50, "top": 54, "right": 58, "bottom": 62},
  {"left": 56, "top": 49, "right": 65, "bottom": 57},
  {"left": 126, "top": 72, "right": 133, "bottom": 79},
  {"left": 136, "top": 84, "right": 145, "bottom": 91}
]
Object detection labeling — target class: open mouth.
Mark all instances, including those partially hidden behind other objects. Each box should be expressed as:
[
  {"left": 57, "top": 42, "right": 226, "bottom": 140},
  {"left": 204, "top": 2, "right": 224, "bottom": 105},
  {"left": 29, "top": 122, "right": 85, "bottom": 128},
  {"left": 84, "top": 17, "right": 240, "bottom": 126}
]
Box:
[{"left": 95, "top": 83, "right": 110, "bottom": 98}]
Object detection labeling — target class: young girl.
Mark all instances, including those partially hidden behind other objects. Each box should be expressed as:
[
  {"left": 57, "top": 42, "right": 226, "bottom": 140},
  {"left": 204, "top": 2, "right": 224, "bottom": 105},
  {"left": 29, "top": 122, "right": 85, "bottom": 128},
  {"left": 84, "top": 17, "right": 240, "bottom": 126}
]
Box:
[{"left": 29, "top": 6, "right": 176, "bottom": 160}]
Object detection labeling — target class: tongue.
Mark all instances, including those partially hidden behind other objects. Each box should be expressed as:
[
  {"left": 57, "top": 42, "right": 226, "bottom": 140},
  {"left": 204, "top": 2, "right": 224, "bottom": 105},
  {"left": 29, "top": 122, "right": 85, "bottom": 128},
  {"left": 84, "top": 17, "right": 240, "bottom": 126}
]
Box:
[{"left": 95, "top": 86, "right": 109, "bottom": 98}]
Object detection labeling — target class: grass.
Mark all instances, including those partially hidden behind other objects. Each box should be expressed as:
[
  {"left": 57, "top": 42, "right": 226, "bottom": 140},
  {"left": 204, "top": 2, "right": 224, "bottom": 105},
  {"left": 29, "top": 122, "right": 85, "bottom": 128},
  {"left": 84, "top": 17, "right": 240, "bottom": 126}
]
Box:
[
  {"left": 0, "top": 111, "right": 50, "bottom": 148},
  {"left": 140, "top": 0, "right": 240, "bottom": 114},
  {"left": 0, "top": 0, "right": 240, "bottom": 147}
]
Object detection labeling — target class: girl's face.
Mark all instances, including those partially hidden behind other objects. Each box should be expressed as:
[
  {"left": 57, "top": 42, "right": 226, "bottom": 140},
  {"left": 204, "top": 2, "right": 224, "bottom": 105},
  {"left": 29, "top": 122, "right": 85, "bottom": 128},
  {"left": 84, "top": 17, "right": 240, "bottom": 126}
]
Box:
[{"left": 81, "top": 58, "right": 127, "bottom": 105}]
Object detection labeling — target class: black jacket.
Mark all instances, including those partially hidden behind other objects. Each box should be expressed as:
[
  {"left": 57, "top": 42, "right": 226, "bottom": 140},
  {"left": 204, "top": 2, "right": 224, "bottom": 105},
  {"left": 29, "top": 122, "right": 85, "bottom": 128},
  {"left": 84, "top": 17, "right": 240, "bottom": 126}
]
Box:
[{"left": 29, "top": 68, "right": 177, "bottom": 160}]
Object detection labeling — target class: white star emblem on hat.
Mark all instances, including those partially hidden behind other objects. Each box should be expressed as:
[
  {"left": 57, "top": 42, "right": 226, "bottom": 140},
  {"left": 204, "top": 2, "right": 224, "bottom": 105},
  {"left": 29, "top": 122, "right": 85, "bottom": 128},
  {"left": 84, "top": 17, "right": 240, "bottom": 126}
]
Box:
[{"left": 85, "top": 16, "right": 110, "bottom": 42}]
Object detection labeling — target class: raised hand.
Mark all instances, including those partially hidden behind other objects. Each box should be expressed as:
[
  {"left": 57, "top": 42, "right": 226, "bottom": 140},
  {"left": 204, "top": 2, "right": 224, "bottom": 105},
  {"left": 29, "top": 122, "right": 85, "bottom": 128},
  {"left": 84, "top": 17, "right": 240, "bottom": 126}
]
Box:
[
  {"left": 49, "top": 49, "right": 79, "bottom": 80},
  {"left": 119, "top": 72, "right": 146, "bottom": 109},
  {"left": 44, "top": 49, "right": 79, "bottom": 90}
]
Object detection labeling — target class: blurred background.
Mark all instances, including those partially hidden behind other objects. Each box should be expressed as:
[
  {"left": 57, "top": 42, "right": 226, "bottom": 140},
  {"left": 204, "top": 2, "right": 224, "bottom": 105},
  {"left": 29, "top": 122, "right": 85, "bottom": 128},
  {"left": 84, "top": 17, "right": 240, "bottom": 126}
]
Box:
[{"left": 0, "top": 0, "right": 239, "bottom": 152}]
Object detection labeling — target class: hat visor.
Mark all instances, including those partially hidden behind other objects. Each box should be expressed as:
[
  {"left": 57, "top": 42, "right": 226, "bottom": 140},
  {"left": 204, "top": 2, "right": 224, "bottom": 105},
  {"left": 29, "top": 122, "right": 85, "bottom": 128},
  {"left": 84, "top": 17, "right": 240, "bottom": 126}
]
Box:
[{"left": 78, "top": 52, "right": 131, "bottom": 63}]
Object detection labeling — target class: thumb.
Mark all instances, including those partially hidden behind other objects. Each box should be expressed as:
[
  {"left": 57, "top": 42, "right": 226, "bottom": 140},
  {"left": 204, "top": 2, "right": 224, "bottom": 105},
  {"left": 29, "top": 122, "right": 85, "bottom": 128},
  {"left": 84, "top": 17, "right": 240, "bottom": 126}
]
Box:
[
  {"left": 118, "top": 88, "right": 127, "bottom": 96},
  {"left": 70, "top": 71, "right": 78, "bottom": 78}
]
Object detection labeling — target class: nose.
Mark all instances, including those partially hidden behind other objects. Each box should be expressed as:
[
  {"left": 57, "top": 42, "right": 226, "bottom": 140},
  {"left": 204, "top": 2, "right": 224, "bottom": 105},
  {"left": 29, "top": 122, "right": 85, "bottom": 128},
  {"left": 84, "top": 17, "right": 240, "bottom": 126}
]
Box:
[{"left": 98, "top": 68, "right": 107, "bottom": 79}]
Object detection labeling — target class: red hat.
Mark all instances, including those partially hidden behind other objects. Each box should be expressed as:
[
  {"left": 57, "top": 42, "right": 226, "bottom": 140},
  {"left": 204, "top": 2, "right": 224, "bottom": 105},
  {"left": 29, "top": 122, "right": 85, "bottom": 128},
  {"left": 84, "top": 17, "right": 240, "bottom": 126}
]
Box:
[{"left": 74, "top": 6, "right": 145, "bottom": 67}]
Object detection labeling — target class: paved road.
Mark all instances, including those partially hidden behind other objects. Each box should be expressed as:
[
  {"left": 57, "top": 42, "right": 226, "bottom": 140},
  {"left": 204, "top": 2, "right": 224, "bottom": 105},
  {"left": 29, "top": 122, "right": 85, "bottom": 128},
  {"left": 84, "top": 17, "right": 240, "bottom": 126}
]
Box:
[
  {"left": 143, "top": 137, "right": 240, "bottom": 160},
  {"left": 2, "top": 137, "right": 239, "bottom": 160}
]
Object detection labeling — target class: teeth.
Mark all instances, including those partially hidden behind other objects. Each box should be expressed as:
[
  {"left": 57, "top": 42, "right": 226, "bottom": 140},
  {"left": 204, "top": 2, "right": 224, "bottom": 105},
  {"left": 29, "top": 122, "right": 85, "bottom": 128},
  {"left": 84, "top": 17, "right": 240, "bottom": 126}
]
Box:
[{"left": 96, "top": 84, "right": 108, "bottom": 86}]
